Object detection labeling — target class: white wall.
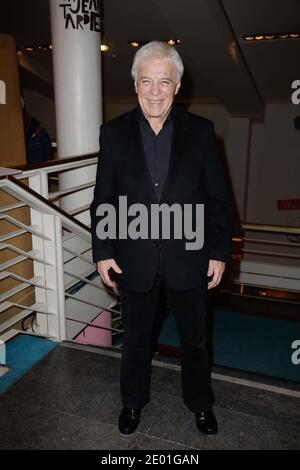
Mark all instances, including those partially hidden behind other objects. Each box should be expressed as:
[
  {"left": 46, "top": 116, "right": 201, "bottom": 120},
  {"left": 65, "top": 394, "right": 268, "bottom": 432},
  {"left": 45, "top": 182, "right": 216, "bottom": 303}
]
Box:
[
  {"left": 189, "top": 103, "right": 300, "bottom": 228},
  {"left": 247, "top": 104, "right": 300, "bottom": 226}
]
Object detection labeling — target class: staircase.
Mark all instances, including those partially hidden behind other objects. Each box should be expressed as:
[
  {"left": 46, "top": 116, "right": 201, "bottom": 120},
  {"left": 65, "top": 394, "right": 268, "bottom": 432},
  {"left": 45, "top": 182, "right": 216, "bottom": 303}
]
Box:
[{"left": 0, "top": 156, "right": 121, "bottom": 353}]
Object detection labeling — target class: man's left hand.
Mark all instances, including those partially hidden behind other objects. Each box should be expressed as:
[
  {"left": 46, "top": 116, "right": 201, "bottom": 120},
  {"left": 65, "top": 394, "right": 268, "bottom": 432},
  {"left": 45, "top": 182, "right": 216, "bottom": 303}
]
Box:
[{"left": 207, "top": 259, "right": 226, "bottom": 290}]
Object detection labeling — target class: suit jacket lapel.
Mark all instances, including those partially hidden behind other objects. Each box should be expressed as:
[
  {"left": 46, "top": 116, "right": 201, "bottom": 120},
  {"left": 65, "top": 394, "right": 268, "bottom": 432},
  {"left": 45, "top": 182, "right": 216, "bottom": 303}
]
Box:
[
  {"left": 124, "top": 107, "right": 159, "bottom": 203},
  {"left": 160, "top": 105, "right": 190, "bottom": 203}
]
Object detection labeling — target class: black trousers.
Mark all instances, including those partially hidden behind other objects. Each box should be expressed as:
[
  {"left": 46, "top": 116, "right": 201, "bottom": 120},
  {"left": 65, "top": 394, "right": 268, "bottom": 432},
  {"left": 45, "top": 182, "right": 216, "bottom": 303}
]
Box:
[{"left": 119, "top": 271, "right": 214, "bottom": 412}]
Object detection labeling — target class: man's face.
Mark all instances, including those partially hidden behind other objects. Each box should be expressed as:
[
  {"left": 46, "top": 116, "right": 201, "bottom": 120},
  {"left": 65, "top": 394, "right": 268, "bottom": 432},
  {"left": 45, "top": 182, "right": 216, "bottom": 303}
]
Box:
[{"left": 135, "top": 58, "right": 181, "bottom": 119}]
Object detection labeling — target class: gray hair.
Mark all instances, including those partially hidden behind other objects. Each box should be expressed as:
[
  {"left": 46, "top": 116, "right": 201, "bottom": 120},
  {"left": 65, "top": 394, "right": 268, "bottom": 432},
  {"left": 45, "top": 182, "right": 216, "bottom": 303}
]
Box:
[{"left": 131, "top": 40, "right": 184, "bottom": 83}]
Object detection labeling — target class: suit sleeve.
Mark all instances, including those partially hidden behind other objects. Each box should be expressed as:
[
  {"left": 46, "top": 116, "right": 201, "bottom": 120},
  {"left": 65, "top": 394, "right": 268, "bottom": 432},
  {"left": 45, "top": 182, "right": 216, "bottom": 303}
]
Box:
[
  {"left": 203, "top": 121, "right": 232, "bottom": 263},
  {"left": 90, "top": 124, "right": 116, "bottom": 263}
]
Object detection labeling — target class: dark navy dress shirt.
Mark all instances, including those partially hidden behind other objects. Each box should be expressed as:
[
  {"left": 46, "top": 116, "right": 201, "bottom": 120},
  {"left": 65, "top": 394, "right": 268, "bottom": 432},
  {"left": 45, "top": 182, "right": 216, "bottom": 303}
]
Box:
[{"left": 137, "top": 105, "right": 173, "bottom": 201}]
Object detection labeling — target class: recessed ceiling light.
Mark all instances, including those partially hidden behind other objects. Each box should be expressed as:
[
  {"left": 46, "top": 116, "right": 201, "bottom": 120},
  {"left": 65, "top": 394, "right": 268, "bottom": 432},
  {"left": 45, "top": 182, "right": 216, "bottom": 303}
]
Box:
[
  {"left": 100, "top": 44, "right": 110, "bottom": 52},
  {"left": 243, "top": 31, "right": 300, "bottom": 42},
  {"left": 129, "top": 39, "right": 181, "bottom": 48},
  {"left": 23, "top": 45, "right": 51, "bottom": 51}
]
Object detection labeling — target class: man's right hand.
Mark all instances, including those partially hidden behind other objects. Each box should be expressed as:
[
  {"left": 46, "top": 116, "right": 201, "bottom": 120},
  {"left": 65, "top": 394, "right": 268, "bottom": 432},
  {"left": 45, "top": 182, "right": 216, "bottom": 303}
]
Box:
[{"left": 96, "top": 259, "right": 123, "bottom": 289}]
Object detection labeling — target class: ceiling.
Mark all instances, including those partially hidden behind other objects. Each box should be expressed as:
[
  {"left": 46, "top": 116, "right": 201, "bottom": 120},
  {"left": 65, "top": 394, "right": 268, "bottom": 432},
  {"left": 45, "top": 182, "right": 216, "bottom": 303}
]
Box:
[{"left": 0, "top": 0, "right": 299, "bottom": 116}]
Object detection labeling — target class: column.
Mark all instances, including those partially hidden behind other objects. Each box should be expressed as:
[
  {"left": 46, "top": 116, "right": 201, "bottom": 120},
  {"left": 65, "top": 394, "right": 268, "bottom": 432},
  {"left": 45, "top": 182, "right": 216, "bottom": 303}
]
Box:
[{"left": 50, "top": 0, "right": 102, "bottom": 220}]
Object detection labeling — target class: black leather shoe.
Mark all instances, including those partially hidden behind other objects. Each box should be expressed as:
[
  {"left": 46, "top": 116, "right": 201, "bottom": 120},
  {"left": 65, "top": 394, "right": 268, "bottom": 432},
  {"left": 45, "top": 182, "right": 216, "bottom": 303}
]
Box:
[
  {"left": 195, "top": 409, "right": 218, "bottom": 435},
  {"left": 118, "top": 408, "right": 141, "bottom": 436}
]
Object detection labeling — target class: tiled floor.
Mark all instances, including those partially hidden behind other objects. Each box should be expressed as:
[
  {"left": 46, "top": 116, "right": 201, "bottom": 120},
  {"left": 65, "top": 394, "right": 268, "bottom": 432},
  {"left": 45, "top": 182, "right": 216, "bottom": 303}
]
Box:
[{"left": 0, "top": 344, "right": 299, "bottom": 450}]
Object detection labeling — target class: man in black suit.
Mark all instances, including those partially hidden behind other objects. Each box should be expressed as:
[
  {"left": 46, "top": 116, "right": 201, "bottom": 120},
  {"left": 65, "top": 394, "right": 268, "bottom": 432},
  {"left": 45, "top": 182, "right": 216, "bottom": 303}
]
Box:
[{"left": 90, "top": 41, "right": 232, "bottom": 436}]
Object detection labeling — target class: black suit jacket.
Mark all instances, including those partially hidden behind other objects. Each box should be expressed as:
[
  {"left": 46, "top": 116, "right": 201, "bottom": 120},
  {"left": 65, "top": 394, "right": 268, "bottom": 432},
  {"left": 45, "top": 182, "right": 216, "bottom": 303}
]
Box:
[{"left": 90, "top": 105, "right": 232, "bottom": 293}]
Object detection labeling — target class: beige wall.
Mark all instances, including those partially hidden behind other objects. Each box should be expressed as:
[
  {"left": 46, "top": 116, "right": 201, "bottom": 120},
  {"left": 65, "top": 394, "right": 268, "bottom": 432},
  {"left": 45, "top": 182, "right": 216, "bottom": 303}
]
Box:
[
  {"left": 0, "top": 187, "right": 35, "bottom": 333},
  {"left": 0, "top": 34, "right": 26, "bottom": 166},
  {"left": 0, "top": 35, "right": 34, "bottom": 334}
]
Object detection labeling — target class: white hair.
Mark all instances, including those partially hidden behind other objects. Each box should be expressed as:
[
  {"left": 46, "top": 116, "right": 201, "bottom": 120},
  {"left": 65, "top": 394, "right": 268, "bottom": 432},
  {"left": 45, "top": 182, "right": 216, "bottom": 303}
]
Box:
[{"left": 131, "top": 40, "right": 184, "bottom": 83}]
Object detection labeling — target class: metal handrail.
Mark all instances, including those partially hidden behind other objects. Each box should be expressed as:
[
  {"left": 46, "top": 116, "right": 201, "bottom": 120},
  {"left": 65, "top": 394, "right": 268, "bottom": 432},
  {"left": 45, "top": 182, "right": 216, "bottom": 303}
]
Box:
[
  {"left": 231, "top": 222, "right": 300, "bottom": 294},
  {"left": 241, "top": 223, "right": 300, "bottom": 234},
  {"left": 0, "top": 170, "right": 119, "bottom": 343},
  {"left": 9, "top": 153, "right": 98, "bottom": 172}
]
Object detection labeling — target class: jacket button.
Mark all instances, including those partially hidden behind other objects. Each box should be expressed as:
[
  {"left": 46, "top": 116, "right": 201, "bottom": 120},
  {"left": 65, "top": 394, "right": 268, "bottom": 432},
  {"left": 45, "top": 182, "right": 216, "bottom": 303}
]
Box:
[{"left": 153, "top": 241, "right": 159, "bottom": 247}]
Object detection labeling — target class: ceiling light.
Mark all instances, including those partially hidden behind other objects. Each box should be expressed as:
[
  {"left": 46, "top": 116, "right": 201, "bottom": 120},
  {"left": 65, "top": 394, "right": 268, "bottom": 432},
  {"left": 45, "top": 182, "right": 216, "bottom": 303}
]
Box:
[
  {"left": 130, "top": 41, "right": 140, "bottom": 47},
  {"left": 100, "top": 44, "right": 110, "bottom": 52},
  {"left": 243, "top": 31, "right": 300, "bottom": 42},
  {"left": 22, "top": 45, "right": 51, "bottom": 52},
  {"left": 129, "top": 39, "right": 181, "bottom": 48}
]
